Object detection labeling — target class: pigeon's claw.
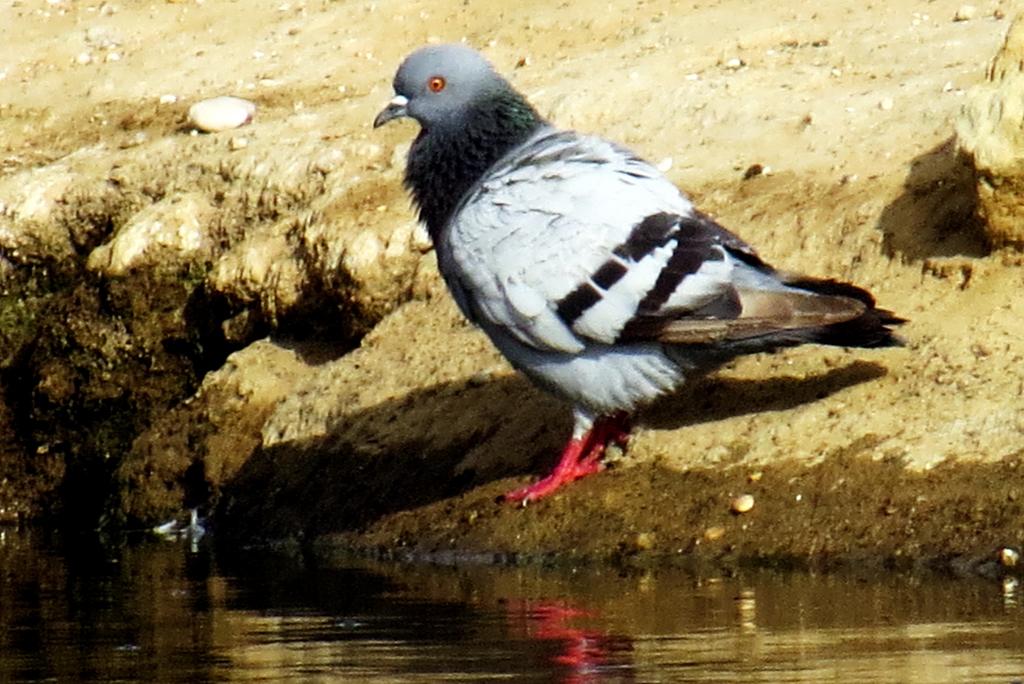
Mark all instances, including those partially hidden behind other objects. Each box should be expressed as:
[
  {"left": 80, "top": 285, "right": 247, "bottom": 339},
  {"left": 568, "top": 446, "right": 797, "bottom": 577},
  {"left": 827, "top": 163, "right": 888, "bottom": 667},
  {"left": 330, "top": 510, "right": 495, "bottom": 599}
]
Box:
[
  {"left": 503, "top": 414, "right": 632, "bottom": 504},
  {"left": 502, "top": 436, "right": 600, "bottom": 503}
]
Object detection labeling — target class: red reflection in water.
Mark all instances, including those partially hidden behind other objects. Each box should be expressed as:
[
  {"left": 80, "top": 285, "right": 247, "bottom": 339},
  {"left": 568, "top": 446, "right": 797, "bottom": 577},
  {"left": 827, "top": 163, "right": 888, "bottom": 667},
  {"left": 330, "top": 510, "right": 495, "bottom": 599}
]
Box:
[{"left": 505, "top": 600, "right": 634, "bottom": 683}]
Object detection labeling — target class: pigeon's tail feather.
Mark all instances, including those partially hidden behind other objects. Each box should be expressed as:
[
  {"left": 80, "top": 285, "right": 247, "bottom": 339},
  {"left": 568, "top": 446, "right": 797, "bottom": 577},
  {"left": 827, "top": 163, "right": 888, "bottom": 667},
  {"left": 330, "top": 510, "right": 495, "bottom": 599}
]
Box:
[
  {"left": 654, "top": 275, "right": 904, "bottom": 353},
  {"left": 780, "top": 276, "right": 905, "bottom": 349},
  {"left": 775, "top": 305, "right": 905, "bottom": 349}
]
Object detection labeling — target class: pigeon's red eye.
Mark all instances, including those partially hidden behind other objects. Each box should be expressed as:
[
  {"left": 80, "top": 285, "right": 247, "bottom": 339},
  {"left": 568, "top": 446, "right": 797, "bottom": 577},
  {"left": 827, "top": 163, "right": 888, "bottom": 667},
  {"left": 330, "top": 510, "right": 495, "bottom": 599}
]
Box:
[{"left": 428, "top": 76, "right": 446, "bottom": 93}]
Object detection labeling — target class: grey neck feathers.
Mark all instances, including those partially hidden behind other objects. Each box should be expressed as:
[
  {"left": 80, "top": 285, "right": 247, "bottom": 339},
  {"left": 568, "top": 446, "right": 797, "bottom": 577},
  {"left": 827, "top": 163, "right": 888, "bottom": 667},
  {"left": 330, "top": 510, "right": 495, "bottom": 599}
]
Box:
[{"left": 405, "top": 90, "right": 544, "bottom": 240}]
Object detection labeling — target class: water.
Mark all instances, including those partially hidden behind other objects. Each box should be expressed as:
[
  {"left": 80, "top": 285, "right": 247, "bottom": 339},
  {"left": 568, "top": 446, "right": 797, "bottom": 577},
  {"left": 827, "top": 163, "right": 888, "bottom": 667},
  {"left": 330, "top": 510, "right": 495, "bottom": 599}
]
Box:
[{"left": 2, "top": 529, "right": 1024, "bottom": 683}]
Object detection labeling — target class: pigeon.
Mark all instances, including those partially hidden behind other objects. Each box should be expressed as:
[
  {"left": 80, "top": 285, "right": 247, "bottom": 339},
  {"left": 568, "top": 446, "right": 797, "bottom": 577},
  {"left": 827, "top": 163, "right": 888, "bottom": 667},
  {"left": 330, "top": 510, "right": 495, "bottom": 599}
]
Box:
[{"left": 374, "top": 44, "right": 904, "bottom": 503}]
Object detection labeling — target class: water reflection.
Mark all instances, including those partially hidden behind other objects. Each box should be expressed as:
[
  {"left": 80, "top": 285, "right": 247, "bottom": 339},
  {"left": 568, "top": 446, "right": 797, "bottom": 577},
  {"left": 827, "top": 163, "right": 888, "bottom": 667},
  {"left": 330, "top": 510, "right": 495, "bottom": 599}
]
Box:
[
  {"left": 504, "top": 600, "right": 634, "bottom": 681},
  {"left": 2, "top": 529, "right": 1024, "bottom": 683}
]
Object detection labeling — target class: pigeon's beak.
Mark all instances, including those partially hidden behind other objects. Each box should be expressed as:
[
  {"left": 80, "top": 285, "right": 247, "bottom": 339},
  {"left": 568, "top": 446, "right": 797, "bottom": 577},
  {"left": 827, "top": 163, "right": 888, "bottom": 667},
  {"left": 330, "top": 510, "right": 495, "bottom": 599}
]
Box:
[{"left": 373, "top": 95, "right": 409, "bottom": 128}]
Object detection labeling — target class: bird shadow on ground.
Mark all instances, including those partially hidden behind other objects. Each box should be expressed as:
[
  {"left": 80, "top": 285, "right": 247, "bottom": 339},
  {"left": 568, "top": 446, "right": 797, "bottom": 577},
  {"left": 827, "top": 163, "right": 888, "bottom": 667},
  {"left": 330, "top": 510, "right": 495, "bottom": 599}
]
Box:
[
  {"left": 643, "top": 359, "right": 889, "bottom": 430},
  {"left": 217, "top": 358, "right": 888, "bottom": 543},
  {"left": 875, "top": 136, "right": 989, "bottom": 261}
]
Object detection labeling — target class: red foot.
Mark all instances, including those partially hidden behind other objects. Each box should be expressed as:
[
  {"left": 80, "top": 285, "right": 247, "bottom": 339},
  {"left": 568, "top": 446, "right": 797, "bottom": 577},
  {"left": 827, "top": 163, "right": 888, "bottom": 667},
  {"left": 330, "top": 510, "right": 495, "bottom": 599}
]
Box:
[{"left": 503, "top": 412, "right": 632, "bottom": 504}]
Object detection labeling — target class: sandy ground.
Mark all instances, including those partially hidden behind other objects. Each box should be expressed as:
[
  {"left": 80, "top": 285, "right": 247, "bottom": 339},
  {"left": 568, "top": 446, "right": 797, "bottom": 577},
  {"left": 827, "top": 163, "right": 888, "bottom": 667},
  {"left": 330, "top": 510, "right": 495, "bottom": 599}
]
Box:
[{"left": 3, "top": 0, "right": 1024, "bottom": 570}]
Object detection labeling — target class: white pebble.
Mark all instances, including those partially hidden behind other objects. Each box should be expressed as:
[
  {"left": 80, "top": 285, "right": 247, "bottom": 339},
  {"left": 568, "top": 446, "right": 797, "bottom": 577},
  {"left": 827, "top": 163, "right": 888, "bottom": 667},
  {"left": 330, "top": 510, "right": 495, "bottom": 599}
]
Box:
[
  {"left": 228, "top": 136, "right": 248, "bottom": 151},
  {"left": 954, "top": 4, "right": 976, "bottom": 21},
  {"left": 119, "top": 131, "right": 147, "bottom": 149},
  {"left": 724, "top": 57, "right": 744, "bottom": 70},
  {"left": 159, "top": 93, "right": 178, "bottom": 104},
  {"left": 74, "top": 51, "right": 93, "bottom": 65},
  {"left": 731, "top": 494, "right": 755, "bottom": 514},
  {"left": 187, "top": 96, "right": 256, "bottom": 133},
  {"left": 411, "top": 223, "right": 432, "bottom": 252},
  {"left": 879, "top": 96, "right": 894, "bottom": 111},
  {"left": 1000, "top": 547, "right": 1019, "bottom": 567}
]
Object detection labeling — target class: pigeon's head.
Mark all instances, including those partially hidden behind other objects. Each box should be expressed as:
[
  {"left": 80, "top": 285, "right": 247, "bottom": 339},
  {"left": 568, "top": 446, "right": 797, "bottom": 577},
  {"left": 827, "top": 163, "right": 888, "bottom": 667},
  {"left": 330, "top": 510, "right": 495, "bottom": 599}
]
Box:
[{"left": 373, "top": 44, "right": 509, "bottom": 130}]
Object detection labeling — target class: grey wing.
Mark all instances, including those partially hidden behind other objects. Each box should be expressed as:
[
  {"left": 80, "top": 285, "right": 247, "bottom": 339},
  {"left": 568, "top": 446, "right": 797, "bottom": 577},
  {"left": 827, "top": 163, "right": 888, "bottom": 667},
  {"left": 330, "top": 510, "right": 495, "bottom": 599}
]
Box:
[{"left": 446, "top": 129, "right": 765, "bottom": 353}]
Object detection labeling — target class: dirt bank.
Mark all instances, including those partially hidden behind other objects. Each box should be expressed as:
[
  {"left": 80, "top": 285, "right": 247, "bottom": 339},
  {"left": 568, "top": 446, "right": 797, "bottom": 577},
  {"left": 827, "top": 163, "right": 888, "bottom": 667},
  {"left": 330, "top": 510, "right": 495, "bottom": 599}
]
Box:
[{"left": 2, "top": 0, "right": 1024, "bottom": 571}]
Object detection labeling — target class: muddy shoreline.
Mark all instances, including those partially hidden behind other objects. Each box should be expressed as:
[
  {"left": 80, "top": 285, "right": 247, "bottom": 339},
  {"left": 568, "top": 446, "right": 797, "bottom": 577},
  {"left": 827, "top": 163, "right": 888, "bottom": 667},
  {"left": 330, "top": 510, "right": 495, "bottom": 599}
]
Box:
[{"left": 224, "top": 415, "right": 1024, "bottom": 579}]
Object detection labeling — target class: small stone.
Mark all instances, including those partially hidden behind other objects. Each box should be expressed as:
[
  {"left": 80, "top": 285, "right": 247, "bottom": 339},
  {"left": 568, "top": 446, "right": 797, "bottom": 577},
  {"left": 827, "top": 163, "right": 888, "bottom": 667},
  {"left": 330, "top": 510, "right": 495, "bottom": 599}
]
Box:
[
  {"left": 187, "top": 96, "right": 256, "bottom": 133},
  {"left": 74, "top": 51, "right": 93, "bottom": 65},
  {"left": 1000, "top": 547, "right": 1020, "bottom": 567},
  {"left": 603, "top": 443, "right": 626, "bottom": 465},
  {"left": 879, "top": 96, "right": 894, "bottom": 111},
  {"left": 159, "top": 93, "right": 178, "bottom": 104},
  {"left": 731, "top": 494, "right": 755, "bottom": 514},
  {"left": 228, "top": 136, "right": 248, "bottom": 151},
  {"left": 119, "top": 131, "right": 147, "bottom": 149},
  {"left": 704, "top": 525, "right": 726, "bottom": 541},
  {"left": 411, "top": 223, "right": 432, "bottom": 252},
  {"left": 467, "top": 371, "right": 491, "bottom": 387},
  {"left": 632, "top": 531, "right": 655, "bottom": 551},
  {"left": 724, "top": 57, "right": 744, "bottom": 70},
  {"left": 747, "top": 471, "right": 763, "bottom": 483},
  {"left": 742, "top": 163, "right": 765, "bottom": 180},
  {"left": 954, "top": 4, "right": 976, "bottom": 21}
]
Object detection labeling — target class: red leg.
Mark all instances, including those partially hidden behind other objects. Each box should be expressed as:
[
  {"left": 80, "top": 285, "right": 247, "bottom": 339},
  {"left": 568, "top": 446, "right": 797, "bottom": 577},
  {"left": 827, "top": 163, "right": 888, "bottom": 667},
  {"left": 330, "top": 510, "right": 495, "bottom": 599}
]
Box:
[
  {"left": 576, "top": 412, "right": 631, "bottom": 470},
  {"left": 502, "top": 435, "right": 592, "bottom": 503},
  {"left": 503, "top": 413, "right": 633, "bottom": 504}
]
